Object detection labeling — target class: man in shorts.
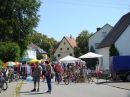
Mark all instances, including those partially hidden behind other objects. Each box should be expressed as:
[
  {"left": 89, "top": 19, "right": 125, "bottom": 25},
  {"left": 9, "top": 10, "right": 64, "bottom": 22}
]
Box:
[{"left": 31, "top": 61, "right": 42, "bottom": 92}]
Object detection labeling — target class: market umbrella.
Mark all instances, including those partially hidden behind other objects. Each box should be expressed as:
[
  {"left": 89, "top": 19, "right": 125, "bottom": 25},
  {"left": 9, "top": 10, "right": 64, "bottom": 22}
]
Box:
[
  {"left": 21, "top": 57, "right": 33, "bottom": 62},
  {"left": 59, "top": 55, "right": 81, "bottom": 62},
  {"left": 14, "top": 62, "right": 20, "bottom": 66},
  {"left": 28, "top": 59, "right": 41, "bottom": 63},
  {"left": 79, "top": 52, "right": 103, "bottom": 59},
  {"left": 4, "top": 61, "right": 15, "bottom": 67}
]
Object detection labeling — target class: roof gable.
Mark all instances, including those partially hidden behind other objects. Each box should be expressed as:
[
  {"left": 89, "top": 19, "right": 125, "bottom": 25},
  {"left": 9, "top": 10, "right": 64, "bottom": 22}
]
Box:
[
  {"left": 51, "top": 36, "right": 77, "bottom": 55},
  {"left": 65, "top": 36, "right": 77, "bottom": 48},
  {"left": 97, "top": 12, "right": 130, "bottom": 49},
  {"left": 28, "top": 43, "right": 47, "bottom": 54},
  {"left": 89, "top": 23, "right": 112, "bottom": 39}
]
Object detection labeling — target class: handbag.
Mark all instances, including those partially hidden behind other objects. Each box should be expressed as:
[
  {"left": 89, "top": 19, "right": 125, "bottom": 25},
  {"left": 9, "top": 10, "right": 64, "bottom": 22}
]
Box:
[{"left": 51, "top": 72, "right": 54, "bottom": 79}]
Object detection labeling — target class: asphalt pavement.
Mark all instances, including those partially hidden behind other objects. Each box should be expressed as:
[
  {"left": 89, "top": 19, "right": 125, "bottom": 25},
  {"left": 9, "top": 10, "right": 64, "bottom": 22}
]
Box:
[
  {"left": 0, "top": 80, "right": 20, "bottom": 97},
  {"left": 20, "top": 78, "right": 130, "bottom": 97}
]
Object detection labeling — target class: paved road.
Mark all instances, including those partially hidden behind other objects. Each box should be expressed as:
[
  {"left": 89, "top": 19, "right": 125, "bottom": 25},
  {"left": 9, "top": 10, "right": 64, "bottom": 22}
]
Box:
[
  {"left": 0, "top": 81, "right": 20, "bottom": 97},
  {"left": 20, "top": 79, "right": 130, "bottom": 97}
]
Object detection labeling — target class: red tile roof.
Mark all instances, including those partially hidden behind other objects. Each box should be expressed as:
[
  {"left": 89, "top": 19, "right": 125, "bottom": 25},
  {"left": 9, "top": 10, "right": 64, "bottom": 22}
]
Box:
[
  {"left": 65, "top": 36, "right": 77, "bottom": 48},
  {"left": 97, "top": 12, "right": 130, "bottom": 49},
  {"left": 51, "top": 36, "right": 77, "bottom": 55}
]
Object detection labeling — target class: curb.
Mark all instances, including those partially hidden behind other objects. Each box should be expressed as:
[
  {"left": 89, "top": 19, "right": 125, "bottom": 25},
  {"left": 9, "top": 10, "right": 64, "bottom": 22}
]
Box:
[
  {"left": 13, "top": 80, "right": 24, "bottom": 97},
  {"left": 104, "top": 84, "right": 130, "bottom": 91}
]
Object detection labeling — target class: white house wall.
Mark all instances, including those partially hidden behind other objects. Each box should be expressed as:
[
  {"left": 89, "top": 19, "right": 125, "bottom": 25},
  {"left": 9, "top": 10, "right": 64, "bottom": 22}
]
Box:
[
  {"left": 89, "top": 25, "right": 112, "bottom": 53},
  {"left": 98, "top": 47, "right": 110, "bottom": 70},
  {"left": 115, "top": 24, "right": 130, "bottom": 55},
  {"left": 54, "top": 38, "right": 74, "bottom": 60},
  {"left": 24, "top": 47, "right": 37, "bottom": 59}
]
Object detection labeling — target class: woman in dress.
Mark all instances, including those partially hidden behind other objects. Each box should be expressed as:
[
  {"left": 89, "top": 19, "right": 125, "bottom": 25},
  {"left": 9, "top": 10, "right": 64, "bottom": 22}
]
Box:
[{"left": 45, "top": 61, "right": 52, "bottom": 94}]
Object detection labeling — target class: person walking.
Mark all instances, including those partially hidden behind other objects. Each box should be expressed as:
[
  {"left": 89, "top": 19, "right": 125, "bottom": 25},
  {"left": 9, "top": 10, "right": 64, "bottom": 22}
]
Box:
[
  {"left": 55, "top": 61, "right": 63, "bottom": 82},
  {"left": 45, "top": 61, "right": 52, "bottom": 94},
  {"left": 41, "top": 61, "right": 46, "bottom": 82},
  {"left": 31, "top": 61, "right": 42, "bottom": 92}
]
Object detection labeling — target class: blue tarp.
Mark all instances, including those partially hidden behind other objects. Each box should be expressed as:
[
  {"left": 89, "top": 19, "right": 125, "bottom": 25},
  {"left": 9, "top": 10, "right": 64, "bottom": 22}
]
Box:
[{"left": 112, "top": 56, "right": 130, "bottom": 70}]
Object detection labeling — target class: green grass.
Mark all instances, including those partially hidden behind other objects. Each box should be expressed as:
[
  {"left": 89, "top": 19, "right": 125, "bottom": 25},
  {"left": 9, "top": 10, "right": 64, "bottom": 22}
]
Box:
[{"left": 14, "top": 80, "right": 24, "bottom": 97}]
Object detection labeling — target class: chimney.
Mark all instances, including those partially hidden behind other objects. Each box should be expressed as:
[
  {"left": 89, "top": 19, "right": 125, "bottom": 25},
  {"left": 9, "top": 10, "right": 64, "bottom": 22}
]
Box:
[
  {"left": 70, "top": 34, "right": 72, "bottom": 38},
  {"left": 97, "top": 28, "right": 101, "bottom": 32}
]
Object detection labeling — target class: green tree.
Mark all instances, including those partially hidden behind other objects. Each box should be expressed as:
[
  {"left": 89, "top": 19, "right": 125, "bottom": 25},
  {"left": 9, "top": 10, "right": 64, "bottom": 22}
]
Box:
[
  {"left": 89, "top": 45, "right": 95, "bottom": 53},
  {"left": 109, "top": 44, "right": 120, "bottom": 56},
  {"left": 74, "top": 47, "right": 82, "bottom": 58},
  {"left": 0, "top": 60, "right": 4, "bottom": 70},
  {"left": 0, "top": 42, "right": 20, "bottom": 62},
  {"left": 75, "top": 30, "right": 93, "bottom": 55},
  {"left": 31, "top": 31, "right": 58, "bottom": 57},
  {"left": 37, "top": 53, "right": 43, "bottom": 60},
  {"left": 0, "top": 0, "right": 41, "bottom": 58}
]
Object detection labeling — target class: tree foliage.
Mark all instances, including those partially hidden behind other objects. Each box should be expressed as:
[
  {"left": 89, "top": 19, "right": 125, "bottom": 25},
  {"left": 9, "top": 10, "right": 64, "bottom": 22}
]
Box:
[
  {"left": 109, "top": 44, "right": 120, "bottom": 56},
  {"left": 74, "top": 30, "right": 93, "bottom": 57},
  {"left": 37, "top": 53, "right": 43, "bottom": 60},
  {"left": 0, "top": 60, "right": 4, "bottom": 68},
  {"left": 73, "top": 47, "right": 82, "bottom": 58},
  {"left": 89, "top": 45, "right": 95, "bottom": 53},
  {"left": 31, "top": 31, "right": 58, "bottom": 57},
  {"left": 0, "top": 42, "right": 20, "bottom": 62},
  {"left": 0, "top": 0, "right": 41, "bottom": 59}
]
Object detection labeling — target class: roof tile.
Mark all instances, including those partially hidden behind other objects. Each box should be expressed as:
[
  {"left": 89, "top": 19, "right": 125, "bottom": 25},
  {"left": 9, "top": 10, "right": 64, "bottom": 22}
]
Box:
[{"left": 97, "top": 12, "right": 130, "bottom": 49}]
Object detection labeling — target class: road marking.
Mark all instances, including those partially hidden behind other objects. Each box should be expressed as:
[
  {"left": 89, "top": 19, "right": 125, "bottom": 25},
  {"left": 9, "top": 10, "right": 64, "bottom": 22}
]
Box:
[{"left": 13, "top": 80, "right": 23, "bottom": 97}]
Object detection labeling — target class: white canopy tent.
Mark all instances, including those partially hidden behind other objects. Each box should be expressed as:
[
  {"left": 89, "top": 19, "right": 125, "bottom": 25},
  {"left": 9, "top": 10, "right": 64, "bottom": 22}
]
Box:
[
  {"left": 59, "top": 55, "right": 81, "bottom": 62},
  {"left": 79, "top": 52, "right": 103, "bottom": 59}
]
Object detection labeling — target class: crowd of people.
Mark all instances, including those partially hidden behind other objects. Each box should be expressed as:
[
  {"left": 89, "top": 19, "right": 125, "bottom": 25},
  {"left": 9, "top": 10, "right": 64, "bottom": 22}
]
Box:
[{"left": 0, "top": 60, "right": 100, "bottom": 94}]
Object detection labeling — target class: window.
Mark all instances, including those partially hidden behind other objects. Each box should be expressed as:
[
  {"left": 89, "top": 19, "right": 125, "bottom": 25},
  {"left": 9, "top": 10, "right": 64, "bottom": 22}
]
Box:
[
  {"left": 67, "top": 48, "right": 69, "bottom": 50},
  {"left": 95, "top": 43, "right": 99, "bottom": 49},
  {"left": 102, "top": 32, "right": 106, "bottom": 37},
  {"left": 64, "top": 42, "right": 66, "bottom": 45},
  {"left": 58, "top": 54, "right": 60, "bottom": 57},
  {"left": 60, "top": 48, "right": 62, "bottom": 50},
  {"left": 70, "top": 54, "right": 72, "bottom": 56}
]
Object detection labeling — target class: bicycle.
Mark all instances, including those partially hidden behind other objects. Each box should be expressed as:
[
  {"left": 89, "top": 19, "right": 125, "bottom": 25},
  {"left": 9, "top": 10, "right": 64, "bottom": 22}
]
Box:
[
  {"left": 9, "top": 71, "right": 20, "bottom": 83},
  {"left": 0, "top": 75, "right": 8, "bottom": 93},
  {"left": 55, "top": 72, "right": 70, "bottom": 85}
]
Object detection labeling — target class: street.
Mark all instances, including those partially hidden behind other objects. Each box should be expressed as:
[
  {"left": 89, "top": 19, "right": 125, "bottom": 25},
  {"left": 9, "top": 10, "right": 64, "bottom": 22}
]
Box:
[
  {"left": 20, "top": 79, "right": 130, "bottom": 97},
  {"left": 0, "top": 81, "right": 19, "bottom": 97}
]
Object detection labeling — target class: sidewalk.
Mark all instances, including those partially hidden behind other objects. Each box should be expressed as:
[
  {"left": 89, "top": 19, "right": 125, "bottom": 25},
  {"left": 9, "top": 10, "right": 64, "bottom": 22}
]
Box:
[
  {"left": 1, "top": 81, "right": 20, "bottom": 97},
  {"left": 95, "top": 79, "right": 130, "bottom": 90}
]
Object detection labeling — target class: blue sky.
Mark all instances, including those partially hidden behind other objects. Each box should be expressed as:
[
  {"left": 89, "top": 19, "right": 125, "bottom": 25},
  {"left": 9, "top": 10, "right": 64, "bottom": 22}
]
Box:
[{"left": 36, "top": 0, "right": 130, "bottom": 41}]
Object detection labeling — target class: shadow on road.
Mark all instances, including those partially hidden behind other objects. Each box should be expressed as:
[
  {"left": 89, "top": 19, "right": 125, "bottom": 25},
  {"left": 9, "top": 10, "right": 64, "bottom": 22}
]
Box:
[
  {"left": 95, "top": 81, "right": 128, "bottom": 85},
  {"left": 19, "top": 91, "right": 31, "bottom": 93},
  {"left": 24, "top": 92, "right": 44, "bottom": 95},
  {"left": 20, "top": 91, "right": 45, "bottom": 95}
]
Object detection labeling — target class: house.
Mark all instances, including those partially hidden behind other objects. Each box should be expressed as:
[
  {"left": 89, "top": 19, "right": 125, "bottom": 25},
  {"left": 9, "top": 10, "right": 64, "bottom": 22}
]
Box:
[
  {"left": 51, "top": 36, "right": 77, "bottom": 61},
  {"left": 24, "top": 43, "right": 47, "bottom": 60},
  {"left": 97, "top": 12, "right": 130, "bottom": 70},
  {"left": 88, "top": 24, "right": 113, "bottom": 53}
]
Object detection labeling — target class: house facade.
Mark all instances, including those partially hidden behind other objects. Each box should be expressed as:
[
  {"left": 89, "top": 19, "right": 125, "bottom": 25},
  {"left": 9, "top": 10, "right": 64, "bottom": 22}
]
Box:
[
  {"left": 51, "top": 36, "right": 77, "bottom": 61},
  {"left": 24, "top": 44, "right": 37, "bottom": 59},
  {"left": 24, "top": 43, "right": 47, "bottom": 60},
  {"left": 88, "top": 24, "right": 112, "bottom": 53},
  {"left": 97, "top": 12, "right": 130, "bottom": 70}
]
